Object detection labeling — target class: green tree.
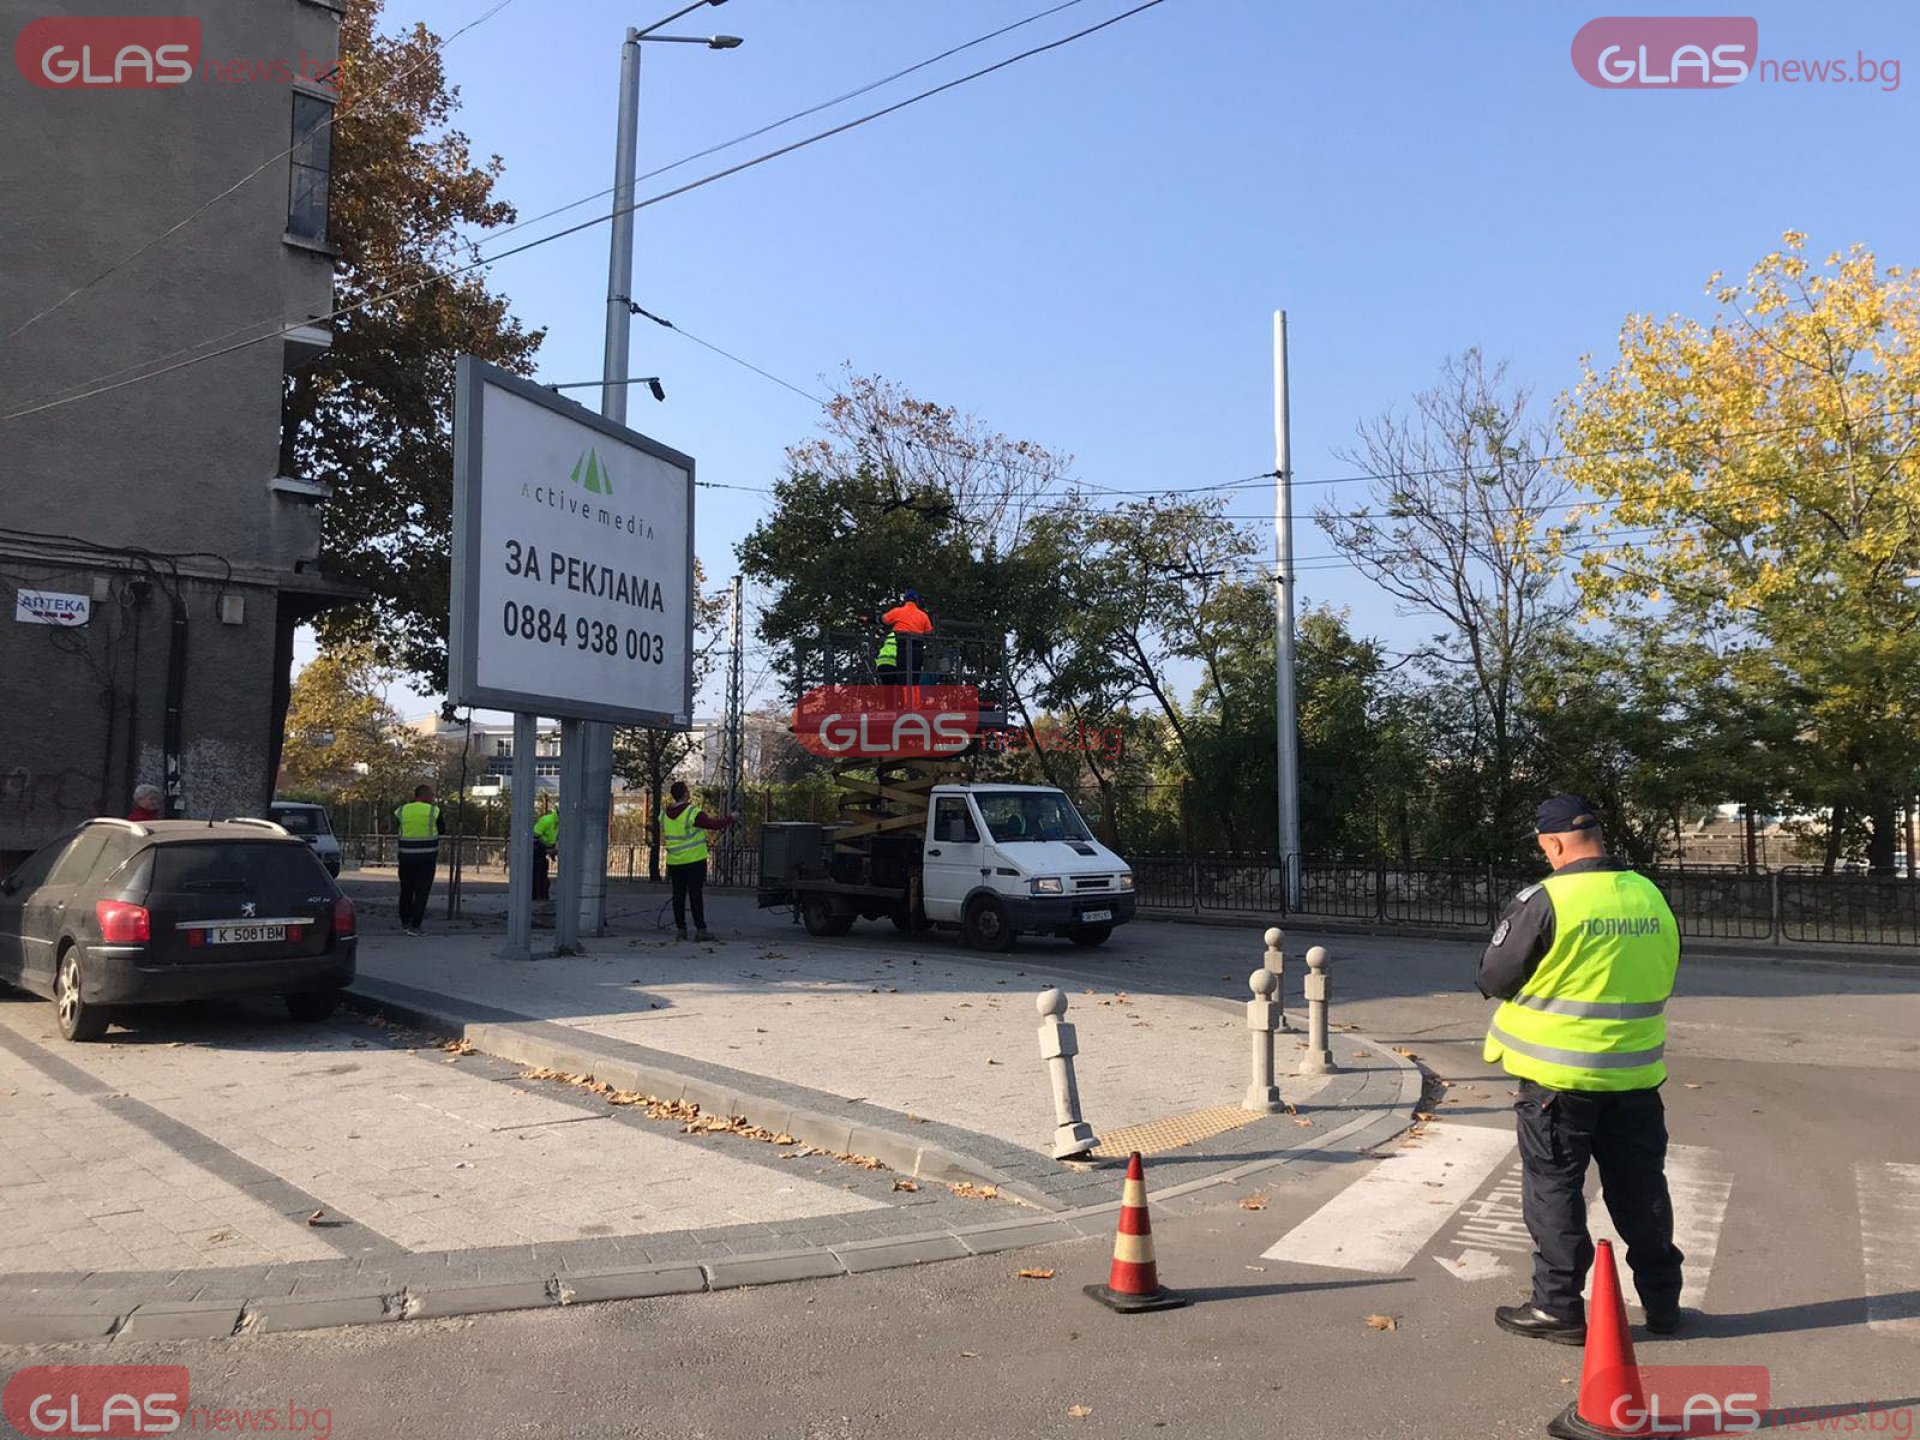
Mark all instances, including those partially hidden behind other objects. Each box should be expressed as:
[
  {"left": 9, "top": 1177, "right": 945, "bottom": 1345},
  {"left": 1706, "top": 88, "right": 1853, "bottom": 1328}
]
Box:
[
  {"left": 291, "top": 0, "right": 544, "bottom": 689},
  {"left": 1561, "top": 234, "right": 1920, "bottom": 872},
  {"left": 280, "top": 643, "right": 442, "bottom": 809}
]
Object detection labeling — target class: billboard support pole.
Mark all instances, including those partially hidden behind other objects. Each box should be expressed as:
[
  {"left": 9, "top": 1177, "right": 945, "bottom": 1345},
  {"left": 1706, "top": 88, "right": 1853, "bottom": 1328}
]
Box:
[{"left": 503, "top": 710, "right": 536, "bottom": 961}]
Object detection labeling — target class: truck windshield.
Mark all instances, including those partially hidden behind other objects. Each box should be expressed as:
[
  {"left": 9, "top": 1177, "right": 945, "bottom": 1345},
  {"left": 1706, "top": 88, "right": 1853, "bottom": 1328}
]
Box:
[{"left": 974, "top": 791, "right": 1093, "bottom": 844}]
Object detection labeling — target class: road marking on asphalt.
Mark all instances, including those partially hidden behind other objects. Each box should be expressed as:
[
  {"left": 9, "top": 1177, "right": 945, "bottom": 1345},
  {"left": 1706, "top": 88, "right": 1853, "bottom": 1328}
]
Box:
[
  {"left": 1587, "top": 1143, "right": 1731, "bottom": 1310},
  {"left": 1856, "top": 1161, "right": 1920, "bottom": 1336},
  {"left": 1262, "top": 1122, "right": 1515, "bottom": 1272}
]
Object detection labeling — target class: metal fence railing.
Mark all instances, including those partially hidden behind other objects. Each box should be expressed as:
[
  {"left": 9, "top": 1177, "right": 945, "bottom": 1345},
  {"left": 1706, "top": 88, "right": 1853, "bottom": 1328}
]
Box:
[
  {"left": 342, "top": 838, "right": 1920, "bottom": 948},
  {"left": 1130, "top": 855, "right": 1920, "bottom": 948}
]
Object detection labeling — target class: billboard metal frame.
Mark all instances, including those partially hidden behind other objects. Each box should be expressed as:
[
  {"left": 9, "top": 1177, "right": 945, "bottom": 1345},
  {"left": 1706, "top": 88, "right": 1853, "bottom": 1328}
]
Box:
[{"left": 449, "top": 355, "right": 696, "bottom": 730}]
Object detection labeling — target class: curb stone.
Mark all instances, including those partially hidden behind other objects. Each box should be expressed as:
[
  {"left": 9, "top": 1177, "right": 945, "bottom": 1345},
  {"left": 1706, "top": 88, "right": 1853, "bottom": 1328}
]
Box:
[{"left": 0, "top": 1025, "right": 1418, "bottom": 1346}]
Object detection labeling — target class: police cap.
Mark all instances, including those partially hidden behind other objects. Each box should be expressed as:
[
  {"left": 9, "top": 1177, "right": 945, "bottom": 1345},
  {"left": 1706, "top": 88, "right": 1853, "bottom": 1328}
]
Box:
[{"left": 1536, "top": 793, "right": 1602, "bottom": 835}]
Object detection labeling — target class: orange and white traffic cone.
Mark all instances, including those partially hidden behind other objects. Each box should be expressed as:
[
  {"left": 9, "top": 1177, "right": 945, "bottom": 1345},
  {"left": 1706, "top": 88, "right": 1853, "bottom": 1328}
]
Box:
[
  {"left": 1547, "top": 1240, "right": 1651, "bottom": 1438},
  {"left": 1085, "top": 1151, "right": 1189, "bottom": 1313}
]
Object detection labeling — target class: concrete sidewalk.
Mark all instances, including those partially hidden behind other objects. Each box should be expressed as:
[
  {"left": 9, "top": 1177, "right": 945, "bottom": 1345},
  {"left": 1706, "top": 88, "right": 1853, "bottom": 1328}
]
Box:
[{"left": 0, "top": 888, "right": 1417, "bottom": 1344}]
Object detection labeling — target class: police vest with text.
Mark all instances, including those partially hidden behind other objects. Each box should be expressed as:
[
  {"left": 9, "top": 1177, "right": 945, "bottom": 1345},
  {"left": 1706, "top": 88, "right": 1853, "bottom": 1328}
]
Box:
[
  {"left": 395, "top": 802, "right": 442, "bottom": 859},
  {"left": 1483, "top": 869, "right": 1678, "bottom": 1091},
  {"left": 662, "top": 804, "right": 708, "bottom": 866}
]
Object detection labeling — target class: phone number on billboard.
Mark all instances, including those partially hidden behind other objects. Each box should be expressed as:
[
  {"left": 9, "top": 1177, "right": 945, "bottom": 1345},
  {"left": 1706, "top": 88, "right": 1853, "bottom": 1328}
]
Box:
[{"left": 501, "top": 603, "right": 667, "bottom": 663}]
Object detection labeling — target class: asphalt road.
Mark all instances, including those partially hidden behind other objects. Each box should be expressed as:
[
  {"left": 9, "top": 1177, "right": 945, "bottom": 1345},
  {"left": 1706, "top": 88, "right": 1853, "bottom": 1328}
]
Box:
[{"left": 6, "top": 902, "right": 1917, "bottom": 1440}]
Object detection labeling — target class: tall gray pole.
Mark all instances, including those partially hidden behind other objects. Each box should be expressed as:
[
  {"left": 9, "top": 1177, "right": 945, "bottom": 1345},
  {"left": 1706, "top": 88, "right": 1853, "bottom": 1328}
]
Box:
[
  {"left": 571, "top": 29, "right": 646, "bottom": 941},
  {"left": 1272, "top": 311, "right": 1301, "bottom": 903}
]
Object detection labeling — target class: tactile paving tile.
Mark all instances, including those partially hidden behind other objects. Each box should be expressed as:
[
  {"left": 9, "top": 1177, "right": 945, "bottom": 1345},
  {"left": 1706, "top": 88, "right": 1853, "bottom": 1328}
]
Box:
[{"left": 1091, "top": 1105, "right": 1267, "bottom": 1159}]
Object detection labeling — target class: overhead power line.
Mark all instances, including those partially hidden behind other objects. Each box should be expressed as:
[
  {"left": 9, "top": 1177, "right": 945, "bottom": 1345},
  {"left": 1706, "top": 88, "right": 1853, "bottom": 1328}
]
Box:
[
  {"left": 0, "top": 0, "right": 1177, "bottom": 425},
  {"left": 482, "top": 0, "right": 1099, "bottom": 251},
  {"left": 0, "top": 0, "right": 520, "bottom": 348}
]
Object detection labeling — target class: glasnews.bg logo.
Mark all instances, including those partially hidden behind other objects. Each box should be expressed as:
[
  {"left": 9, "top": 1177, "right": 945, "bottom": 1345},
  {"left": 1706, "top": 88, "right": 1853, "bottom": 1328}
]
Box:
[
  {"left": 2, "top": 1366, "right": 189, "bottom": 1437},
  {"left": 571, "top": 448, "right": 614, "bottom": 496},
  {"left": 13, "top": 16, "right": 202, "bottom": 88},
  {"left": 792, "top": 685, "right": 979, "bottom": 759},
  {"left": 1570, "top": 16, "right": 1757, "bottom": 88}
]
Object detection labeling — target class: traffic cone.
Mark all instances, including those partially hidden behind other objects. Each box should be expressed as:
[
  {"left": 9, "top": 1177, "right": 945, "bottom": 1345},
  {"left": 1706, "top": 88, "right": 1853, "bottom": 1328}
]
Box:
[
  {"left": 1084, "top": 1151, "right": 1189, "bottom": 1313},
  {"left": 1547, "top": 1240, "right": 1651, "bottom": 1438}
]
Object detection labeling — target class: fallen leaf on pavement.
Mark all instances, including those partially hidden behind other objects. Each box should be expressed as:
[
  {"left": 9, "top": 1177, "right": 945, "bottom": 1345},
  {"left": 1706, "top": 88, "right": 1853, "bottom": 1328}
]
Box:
[
  {"left": 892, "top": 1179, "right": 920, "bottom": 1192},
  {"left": 1365, "top": 1314, "right": 1399, "bottom": 1331},
  {"left": 1017, "top": 1268, "right": 1055, "bottom": 1280},
  {"left": 306, "top": 1210, "right": 325, "bottom": 1226},
  {"left": 1067, "top": 1405, "right": 1092, "bottom": 1419},
  {"left": 960, "top": 1351, "right": 980, "bottom": 1359},
  {"left": 950, "top": 1182, "right": 1001, "bottom": 1201},
  {"left": 207, "top": 1230, "right": 234, "bottom": 1244},
  {"left": 440, "top": 1038, "right": 476, "bottom": 1056},
  {"left": 1414, "top": 1112, "right": 1437, "bottom": 1122},
  {"left": 1393, "top": 1047, "right": 1419, "bottom": 1060},
  {"left": 1684, "top": 1083, "right": 1703, "bottom": 1089},
  {"left": 986, "top": 1058, "right": 1000, "bottom": 1065},
  {"left": 1351, "top": 1050, "right": 1370, "bottom": 1059},
  {"left": 1293, "top": 1117, "right": 1314, "bottom": 1128},
  {"left": 1239, "top": 1195, "right": 1269, "bottom": 1211}
]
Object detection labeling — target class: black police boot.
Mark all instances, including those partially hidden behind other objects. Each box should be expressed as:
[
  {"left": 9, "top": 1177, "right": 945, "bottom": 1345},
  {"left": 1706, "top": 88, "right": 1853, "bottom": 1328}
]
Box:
[{"left": 1495, "top": 1302, "right": 1587, "bottom": 1346}]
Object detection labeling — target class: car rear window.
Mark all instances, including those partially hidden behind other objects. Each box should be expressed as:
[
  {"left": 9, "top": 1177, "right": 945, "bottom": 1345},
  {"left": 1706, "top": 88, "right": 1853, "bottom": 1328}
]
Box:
[{"left": 152, "top": 842, "right": 327, "bottom": 893}]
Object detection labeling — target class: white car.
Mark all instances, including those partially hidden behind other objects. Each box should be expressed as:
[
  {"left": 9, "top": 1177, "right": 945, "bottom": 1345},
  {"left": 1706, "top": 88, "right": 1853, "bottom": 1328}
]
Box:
[{"left": 268, "top": 801, "right": 343, "bottom": 877}]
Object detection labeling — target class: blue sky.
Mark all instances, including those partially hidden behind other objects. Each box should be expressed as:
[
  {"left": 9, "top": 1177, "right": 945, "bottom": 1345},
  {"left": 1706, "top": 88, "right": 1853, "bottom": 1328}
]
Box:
[{"left": 323, "top": 0, "right": 1918, "bottom": 716}]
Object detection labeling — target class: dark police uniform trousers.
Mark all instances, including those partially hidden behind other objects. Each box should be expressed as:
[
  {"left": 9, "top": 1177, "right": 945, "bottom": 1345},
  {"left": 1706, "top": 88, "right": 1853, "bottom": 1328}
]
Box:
[{"left": 1514, "top": 1078, "right": 1683, "bottom": 1320}]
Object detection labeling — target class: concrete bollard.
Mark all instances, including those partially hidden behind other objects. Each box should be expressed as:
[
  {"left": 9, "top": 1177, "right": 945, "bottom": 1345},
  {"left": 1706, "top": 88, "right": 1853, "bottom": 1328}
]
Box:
[
  {"left": 1242, "top": 969, "right": 1283, "bottom": 1112},
  {"left": 1036, "top": 988, "right": 1097, "bottom": 1160},
  {"left": 1297, "top": 944, "right": 1336, "bottom": 1076},
  {"left": 1263, "top": 926, "right": 1291, "bottom": 1031}
]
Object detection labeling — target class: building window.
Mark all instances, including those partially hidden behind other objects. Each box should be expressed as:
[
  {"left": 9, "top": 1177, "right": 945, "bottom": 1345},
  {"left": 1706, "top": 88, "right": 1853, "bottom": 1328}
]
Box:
[
  {"left": 287, "top": 92, "right": 332, "bottom": 243},
  {"left": 494, "top": 739, "right": 510, "bottom": 757},
  {"left": 535, "top": 763, "right": 561, "bottom": 779}
]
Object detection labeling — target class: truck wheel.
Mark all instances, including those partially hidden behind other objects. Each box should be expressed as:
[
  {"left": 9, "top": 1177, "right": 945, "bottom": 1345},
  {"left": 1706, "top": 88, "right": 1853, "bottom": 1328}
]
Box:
[
  {"left": 1067, "top": 924, "right": 1113, "bottom": 948},
  {"left": 801, "top": 894, "right": 852, "bottom": 937},
  {"left": 963, "top": 897, "right": 1016, "bottom": 953}
]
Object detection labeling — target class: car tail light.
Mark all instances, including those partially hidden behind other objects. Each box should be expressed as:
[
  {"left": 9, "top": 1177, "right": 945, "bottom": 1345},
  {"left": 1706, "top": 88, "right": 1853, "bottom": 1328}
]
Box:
[
  {"left": 96, "top": 900, "right": 151, "bottom": 943},
  {"left": 286, "top": 924, "right": 304, "bottom": 942},
  {"left": 333, "top": 895, "right": 356, "bottom": 938}
]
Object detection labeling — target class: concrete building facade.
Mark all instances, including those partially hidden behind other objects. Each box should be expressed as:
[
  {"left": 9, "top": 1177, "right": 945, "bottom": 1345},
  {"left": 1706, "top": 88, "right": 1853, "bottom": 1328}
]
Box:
[{"left": 0, "top": 0, "right": 355, "bottom": 859}]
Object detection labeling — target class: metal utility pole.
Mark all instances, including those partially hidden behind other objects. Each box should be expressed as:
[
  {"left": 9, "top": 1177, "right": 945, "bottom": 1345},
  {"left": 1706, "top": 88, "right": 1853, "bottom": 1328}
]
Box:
[
  {"left": 574, "top": 5, "right": 741, "bottom": 940},
  {"left": 1272, "top": 311, "right": 1301, "bottom": 905},
  {"left": 721, "top": 575, "right": 744, "bottom": 882}
]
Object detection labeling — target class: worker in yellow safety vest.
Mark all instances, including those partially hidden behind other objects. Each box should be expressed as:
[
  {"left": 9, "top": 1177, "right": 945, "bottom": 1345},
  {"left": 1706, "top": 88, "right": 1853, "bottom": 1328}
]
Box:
[
  {"left": 393, "top": 783, "right": 445, "bottom": 936},
  {"left": 660, "top": 779, "right": 736, "bottom": 942},
  {"left": 532, "top": 798, "right": 558, "bottom": 905},
  {"left": 1478, "top": 793, "right": 1684, "bottom": 1348}
]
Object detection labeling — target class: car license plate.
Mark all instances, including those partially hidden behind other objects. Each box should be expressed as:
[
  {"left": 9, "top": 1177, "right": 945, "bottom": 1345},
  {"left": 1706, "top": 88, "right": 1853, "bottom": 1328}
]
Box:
[
  {"left": 1079, "top": 908, "right": 1112, "bottom": 923},
  {"left": 210, "top": 924, "right": 285, "bottom": 945}
]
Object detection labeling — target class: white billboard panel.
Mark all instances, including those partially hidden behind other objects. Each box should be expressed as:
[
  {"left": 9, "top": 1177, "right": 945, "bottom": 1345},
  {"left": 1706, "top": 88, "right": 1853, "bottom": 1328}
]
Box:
[{"left": 449, "top": 357, "right": 694, "bottom": 727}]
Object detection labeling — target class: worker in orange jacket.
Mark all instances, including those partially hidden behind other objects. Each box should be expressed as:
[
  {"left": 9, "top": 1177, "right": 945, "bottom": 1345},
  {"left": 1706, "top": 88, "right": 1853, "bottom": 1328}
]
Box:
[{"left": 876, "top": 589, "right": 933, "bottom": 685}]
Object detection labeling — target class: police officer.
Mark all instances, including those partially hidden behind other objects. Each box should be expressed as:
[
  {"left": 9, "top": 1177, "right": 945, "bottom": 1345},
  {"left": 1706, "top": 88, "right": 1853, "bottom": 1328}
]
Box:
[
  {"left": 1479, "top": 793, "right": 1685, "bottom": 1345},
  {"left": 393, "top": 782, "right": 444, "bottom": 937}
]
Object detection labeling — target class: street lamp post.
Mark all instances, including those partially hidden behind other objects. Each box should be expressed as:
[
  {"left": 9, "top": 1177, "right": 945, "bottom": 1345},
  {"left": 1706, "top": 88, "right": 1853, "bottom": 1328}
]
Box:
[{"left": 563, "top": 2, "right": 742, "bottom": 950}]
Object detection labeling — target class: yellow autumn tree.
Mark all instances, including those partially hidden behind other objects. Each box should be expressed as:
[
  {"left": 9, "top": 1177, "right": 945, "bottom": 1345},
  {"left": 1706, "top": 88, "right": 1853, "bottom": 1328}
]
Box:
[{"left": 1560, "top": 233, "right": 1920, "bottom": 870}]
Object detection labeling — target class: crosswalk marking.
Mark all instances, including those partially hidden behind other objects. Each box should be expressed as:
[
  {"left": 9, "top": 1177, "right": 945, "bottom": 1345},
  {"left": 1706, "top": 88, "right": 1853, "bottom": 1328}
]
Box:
[
  {"left": 1856, "top": 1161, "right": 1920, "bottom": 1336},
  {"left": 1587, "top": 1143, "right": 1732, "bottom": 1310},
  {"left": 1262, "top": 1123, "right": 1515, "bottom": 1272}
]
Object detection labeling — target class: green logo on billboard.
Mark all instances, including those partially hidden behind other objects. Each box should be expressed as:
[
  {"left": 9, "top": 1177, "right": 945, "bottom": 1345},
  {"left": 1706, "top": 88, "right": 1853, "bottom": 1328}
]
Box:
[{"left": 570, "top": 448, "right": 614, "bottom": 496}]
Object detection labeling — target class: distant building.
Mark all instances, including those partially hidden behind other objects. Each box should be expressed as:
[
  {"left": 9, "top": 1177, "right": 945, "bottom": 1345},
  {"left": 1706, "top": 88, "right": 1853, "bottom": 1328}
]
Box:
[
  {"left": 406, "top": 716, "right": 565, "bottom": 797},
  {"left": 0, "top": 1, "right": 356, "bottom": 861}
]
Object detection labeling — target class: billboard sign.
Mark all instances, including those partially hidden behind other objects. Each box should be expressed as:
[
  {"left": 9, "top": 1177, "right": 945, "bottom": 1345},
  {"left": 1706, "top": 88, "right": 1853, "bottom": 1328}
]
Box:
[{"left": 449, "top": 357, "right": 694, "bottom": 728}]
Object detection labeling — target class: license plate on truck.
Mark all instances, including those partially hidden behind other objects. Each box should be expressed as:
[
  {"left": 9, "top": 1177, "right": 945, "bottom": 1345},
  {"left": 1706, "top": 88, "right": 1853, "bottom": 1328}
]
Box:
[
  {"left": 210, "top": 923, "right": 285, "bottom": 945},
  {"left": 1079, "top": 908, "right": 1112, "bottom": 923}
]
